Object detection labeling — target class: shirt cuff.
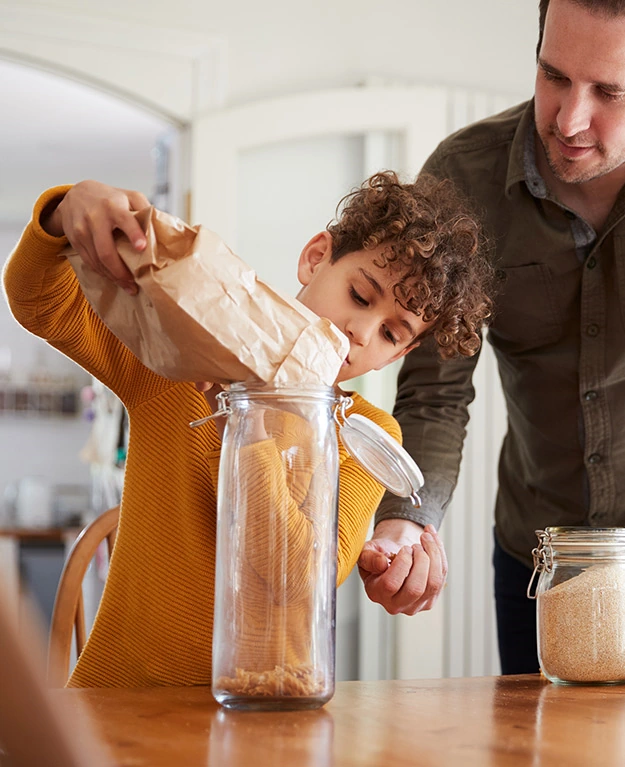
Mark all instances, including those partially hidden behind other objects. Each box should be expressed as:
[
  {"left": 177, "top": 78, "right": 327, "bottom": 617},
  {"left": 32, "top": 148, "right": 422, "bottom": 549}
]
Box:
[{"left": 374, "top": 473, "right": 456, "bottom": 531}]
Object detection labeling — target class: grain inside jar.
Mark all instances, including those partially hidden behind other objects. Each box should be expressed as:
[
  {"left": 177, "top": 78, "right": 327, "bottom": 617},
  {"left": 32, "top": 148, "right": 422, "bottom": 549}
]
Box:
[{"left": 538, "top": 563, "right": 625, "bottom": 683}]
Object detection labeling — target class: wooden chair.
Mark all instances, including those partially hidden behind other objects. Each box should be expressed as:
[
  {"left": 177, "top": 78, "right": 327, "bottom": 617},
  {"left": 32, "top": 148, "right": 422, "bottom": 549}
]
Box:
[{"left": 47, "top": 505, "right": 120, "bottom": 687}]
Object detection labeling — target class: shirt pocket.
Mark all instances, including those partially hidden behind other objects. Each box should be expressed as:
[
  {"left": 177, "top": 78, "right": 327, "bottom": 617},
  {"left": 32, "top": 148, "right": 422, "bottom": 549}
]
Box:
[{"left": 490, "top": 264, "right": 564, "bottom": 350}]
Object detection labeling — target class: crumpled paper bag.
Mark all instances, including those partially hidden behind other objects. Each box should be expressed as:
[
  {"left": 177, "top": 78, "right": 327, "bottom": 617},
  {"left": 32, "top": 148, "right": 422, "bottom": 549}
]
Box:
[{"left": 63, "top": 207, "right": 349, "bottom": 386}]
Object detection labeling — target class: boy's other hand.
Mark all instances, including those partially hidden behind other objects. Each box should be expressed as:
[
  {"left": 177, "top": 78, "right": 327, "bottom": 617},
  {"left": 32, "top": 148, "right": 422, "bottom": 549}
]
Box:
[
  {"left": 42, "top": 180, "right": 150, "bottom": 295},
  {"left": 357, "top": 520, "right": 448, "bottom": 615}
]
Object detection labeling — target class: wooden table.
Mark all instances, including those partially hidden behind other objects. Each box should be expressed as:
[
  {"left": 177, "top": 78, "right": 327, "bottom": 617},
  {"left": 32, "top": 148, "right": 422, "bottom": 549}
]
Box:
[{"left": 57, "top": 675, "right": 625, "bottom": 766}]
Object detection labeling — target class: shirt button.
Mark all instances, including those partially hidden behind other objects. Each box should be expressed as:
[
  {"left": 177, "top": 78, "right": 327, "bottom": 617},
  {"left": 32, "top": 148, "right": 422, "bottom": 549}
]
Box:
[
  {"left": 587, "top": 323, "right": 600, "bottom": 337},
  {"left": 588, "top": 453, "right": 602, "bottom": 465},
  {"left": 586, "top": 256, "right": 597, "bottom": 269},
  {"left": 584, "top": 390, "right": 598, "bottom": 401}
]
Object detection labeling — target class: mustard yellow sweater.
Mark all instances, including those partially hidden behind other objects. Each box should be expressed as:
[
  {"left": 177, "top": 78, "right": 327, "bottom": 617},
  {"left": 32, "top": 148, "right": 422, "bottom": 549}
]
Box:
[{"left": 3, "top": 187, "right": 401, "bottom": 688}]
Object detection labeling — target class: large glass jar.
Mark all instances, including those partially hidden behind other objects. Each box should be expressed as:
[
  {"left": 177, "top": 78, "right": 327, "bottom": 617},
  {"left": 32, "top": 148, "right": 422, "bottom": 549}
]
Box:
[
  {"left": 529, "top": 527, "right": 625, "bottom": 685},
  {"left": 210, "top": 384, "right": 341, "bottom": 711}
]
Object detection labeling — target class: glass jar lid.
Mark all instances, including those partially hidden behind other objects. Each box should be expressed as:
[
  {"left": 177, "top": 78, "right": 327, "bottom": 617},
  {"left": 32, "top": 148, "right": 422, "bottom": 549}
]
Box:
[
  {"left": 528, "top": 526, "right": 625, "bottom": 598},
  {"left": 337, "top": 411, "right": 424, "bottom": 507},
  {"left": 536, "top": 526, "right": 625, "bottom": 555}
]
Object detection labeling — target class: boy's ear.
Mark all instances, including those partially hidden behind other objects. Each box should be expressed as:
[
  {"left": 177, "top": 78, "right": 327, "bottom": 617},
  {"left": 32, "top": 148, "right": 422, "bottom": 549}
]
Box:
[{"left": 297, "top": 231, "right": 333, "bottom": 286}]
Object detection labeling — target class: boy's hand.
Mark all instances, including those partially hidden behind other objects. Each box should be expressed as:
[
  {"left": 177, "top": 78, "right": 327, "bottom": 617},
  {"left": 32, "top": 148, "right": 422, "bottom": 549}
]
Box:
[
  {"left": 41, "top": 180, "right": 150, "bottom": 295},
  {"left": 357, "top": 519, "right": 448, "bottom": 615}
]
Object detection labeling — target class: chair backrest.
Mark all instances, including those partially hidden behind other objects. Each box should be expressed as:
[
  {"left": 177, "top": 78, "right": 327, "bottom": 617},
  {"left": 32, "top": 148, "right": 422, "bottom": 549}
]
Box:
[{"left": 47, "top": 506, "right": 120, "bottom": 687}]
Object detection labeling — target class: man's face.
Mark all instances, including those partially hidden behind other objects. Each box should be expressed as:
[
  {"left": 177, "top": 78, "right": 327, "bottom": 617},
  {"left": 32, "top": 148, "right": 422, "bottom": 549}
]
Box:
[
  {"left": 296, "top": 237, "right": 427, "bottom": 383},
  {"left": 535, "top": 0, "right": 625, "bottom": 185}
]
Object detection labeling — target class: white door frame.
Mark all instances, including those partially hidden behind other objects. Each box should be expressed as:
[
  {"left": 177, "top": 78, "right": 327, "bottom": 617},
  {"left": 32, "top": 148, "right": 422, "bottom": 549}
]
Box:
[{"left": 190, "top": 85, "right": 448, "bottom": 243}]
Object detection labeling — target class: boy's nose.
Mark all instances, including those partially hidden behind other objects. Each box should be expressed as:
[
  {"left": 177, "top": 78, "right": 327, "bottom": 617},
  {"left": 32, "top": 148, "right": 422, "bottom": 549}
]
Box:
[{"left": 345, "top": 318, "right": 374, "bottom": 346}]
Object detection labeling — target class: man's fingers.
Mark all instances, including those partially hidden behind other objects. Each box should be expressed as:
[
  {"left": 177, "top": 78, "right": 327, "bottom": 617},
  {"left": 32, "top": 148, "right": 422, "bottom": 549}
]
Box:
[
  {"left": 398, "top": 544, "right": 430, "bottom": 609},
  {"left": 400, "top": 538, "right": 440, "bottom": 615},
  {"left": 357, "top": 548, "right": 390, "bottom": 577},
  {"left": 424, "top": 525, "right": 447, "bottom": 571},
  {"left": 359, "top": 527, "right": 450, "bottom": 617},
  {"left": 363, "top": 547, "right": 413, "bottom": 612},
  {"left": 420, "top": 533, "right": 444, "bottom": 598}
]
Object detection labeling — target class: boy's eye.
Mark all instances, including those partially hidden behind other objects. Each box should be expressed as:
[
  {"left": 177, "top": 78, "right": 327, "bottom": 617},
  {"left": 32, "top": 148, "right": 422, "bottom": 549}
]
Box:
[
  {"left": 349, "top": 286, "right": 368, "bottom": 306},
  {"left": 382, "top": 326, "right": 397, "bottom": 345}
]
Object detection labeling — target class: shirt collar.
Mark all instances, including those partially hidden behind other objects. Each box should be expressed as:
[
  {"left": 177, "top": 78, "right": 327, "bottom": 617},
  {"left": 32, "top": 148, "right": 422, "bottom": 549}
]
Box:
[{"left": 505, "top": 100, "right": 537, "bottom": 198}]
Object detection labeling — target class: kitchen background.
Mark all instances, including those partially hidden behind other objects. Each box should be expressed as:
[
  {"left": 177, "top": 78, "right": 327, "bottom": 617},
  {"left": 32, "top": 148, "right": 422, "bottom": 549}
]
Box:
[{"left": 0, "top": 0, "right": 536, "bottom": 682}]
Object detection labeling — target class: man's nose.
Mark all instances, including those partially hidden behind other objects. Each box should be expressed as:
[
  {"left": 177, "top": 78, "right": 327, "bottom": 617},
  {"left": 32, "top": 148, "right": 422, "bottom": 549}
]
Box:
[{"left": 556, "top": 87, "right": 592, "bottom": 138}]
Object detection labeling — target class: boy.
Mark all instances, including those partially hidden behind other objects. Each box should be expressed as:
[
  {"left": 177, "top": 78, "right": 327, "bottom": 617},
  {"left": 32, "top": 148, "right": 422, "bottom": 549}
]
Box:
[{"left": 3, "top": 171, "right": 491, "bottom": 687}]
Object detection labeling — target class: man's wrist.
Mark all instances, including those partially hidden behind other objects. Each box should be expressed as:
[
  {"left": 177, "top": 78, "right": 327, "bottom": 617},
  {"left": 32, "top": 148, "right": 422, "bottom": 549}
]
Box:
[{"left": 373, "top": 517, "right": 425, "bottom": 546}]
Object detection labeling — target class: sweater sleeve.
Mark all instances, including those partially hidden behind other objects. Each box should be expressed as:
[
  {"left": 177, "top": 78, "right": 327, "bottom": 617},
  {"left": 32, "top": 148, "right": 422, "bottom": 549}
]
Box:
[
  {"left": 237, "top": 438, "right": 318, "bottom": 604},
  {"left": 2, "top": 187, "right": 173, "bottom": 410}
]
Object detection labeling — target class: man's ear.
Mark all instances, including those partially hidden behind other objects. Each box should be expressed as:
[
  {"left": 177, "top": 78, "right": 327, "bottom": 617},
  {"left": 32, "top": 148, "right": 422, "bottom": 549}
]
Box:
[{"left": 297, "top": 231, "right": 333, "bottom": 286}]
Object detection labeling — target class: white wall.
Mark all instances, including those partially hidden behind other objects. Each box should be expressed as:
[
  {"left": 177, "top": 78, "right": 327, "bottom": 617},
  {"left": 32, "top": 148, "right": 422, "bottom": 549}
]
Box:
[
  {"left": 5, "top": 0, "right": 538, "bottom": 106},
  {"left": 0, "top": 226, "right": 92, "bottom": 517},
  {"left": 0, "top": 66, "right": 172, "bottom": 521}
]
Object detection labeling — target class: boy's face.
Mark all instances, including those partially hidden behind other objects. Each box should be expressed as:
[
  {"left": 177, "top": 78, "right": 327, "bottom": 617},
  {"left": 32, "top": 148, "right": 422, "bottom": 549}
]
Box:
[{"left": 296, "top": 232, "right": 428, "bottom": 384}]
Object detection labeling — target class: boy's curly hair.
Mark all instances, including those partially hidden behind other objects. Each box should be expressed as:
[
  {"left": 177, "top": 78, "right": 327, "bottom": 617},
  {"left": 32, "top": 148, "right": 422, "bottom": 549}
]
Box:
[{"left": 327, "top": 171, "right": 493, "bottom": 359}]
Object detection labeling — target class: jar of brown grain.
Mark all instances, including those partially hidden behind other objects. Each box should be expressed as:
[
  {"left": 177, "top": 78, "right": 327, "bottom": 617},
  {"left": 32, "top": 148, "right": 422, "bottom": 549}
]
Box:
[{"left": 528, "top": 527, "right": 625, "bottom": 685}]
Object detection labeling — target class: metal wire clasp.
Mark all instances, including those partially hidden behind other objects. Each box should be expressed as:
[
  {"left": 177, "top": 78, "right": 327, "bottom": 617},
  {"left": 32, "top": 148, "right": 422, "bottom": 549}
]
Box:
[
  {"left": 333, "top": 395, "right": 353, "bottom": 428},
  {"left": 189, "top": 390, "right": 232, "bottom": 429},
  {"left": 526, "top": 529, "right": 553, "bottom": 599}
]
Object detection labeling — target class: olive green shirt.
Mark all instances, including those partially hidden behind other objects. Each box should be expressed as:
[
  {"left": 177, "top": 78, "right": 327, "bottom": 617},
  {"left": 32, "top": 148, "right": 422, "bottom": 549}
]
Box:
[{"left": 376, "top": 100, "right": 625, "bottom": 567}]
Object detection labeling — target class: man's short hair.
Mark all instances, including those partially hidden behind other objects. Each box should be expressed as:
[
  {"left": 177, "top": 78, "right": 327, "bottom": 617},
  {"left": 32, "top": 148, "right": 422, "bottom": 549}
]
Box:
[{"left": 537, "top": 0, "right": 625, "bottom": 57}]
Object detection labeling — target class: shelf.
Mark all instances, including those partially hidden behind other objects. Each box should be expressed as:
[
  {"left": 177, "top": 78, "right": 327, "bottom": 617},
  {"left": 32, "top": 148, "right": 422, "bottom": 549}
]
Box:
[{"left": 0, "top": 382, "right": 79, "bottom": 417}]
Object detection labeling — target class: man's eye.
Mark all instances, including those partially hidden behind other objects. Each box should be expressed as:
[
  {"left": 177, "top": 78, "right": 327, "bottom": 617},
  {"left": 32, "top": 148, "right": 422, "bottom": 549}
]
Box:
[
  {"left": 382, "top": 326, "right": 397, "bottom": 345},
  {"left": 542, "top": 69, "right": 565, "bottom": 84},
  {"left": 599, "top": 88, "right": 625, "bottom": 102},
  {"left": 349, "top": 287, "right": 368, "bottom": 306}
]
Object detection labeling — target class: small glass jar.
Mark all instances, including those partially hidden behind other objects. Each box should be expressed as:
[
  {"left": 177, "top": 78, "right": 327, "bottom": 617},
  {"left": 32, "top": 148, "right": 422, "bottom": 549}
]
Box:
[{"left": 529, "top": 527, "right": 625, "bottom": 685}]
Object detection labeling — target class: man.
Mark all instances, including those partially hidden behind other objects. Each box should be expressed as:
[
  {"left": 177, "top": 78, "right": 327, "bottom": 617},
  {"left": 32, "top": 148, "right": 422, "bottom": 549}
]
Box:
[{"left": 358, "top": 0, "right": 625, "bottom": 674}]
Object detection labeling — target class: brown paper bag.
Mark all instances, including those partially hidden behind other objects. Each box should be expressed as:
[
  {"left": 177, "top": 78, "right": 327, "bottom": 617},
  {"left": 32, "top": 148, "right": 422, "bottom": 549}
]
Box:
[{"left": 64, "top": 207, "right": 348, "bottom": 386}]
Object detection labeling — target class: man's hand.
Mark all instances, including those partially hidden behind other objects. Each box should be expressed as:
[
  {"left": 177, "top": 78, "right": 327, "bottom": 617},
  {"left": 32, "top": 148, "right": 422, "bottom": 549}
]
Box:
[
  {"left": 41, "top": 180, "right": 150, "bottom": 295},
  {"left": 357, "top": 518, "right": 448, "bottom": 615}
]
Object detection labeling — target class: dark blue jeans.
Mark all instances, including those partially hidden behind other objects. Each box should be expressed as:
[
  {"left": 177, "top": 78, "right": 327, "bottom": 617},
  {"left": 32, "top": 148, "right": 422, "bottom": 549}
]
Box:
[{"left": 493, "top": 533, "right": 540, "bottom": 675}]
